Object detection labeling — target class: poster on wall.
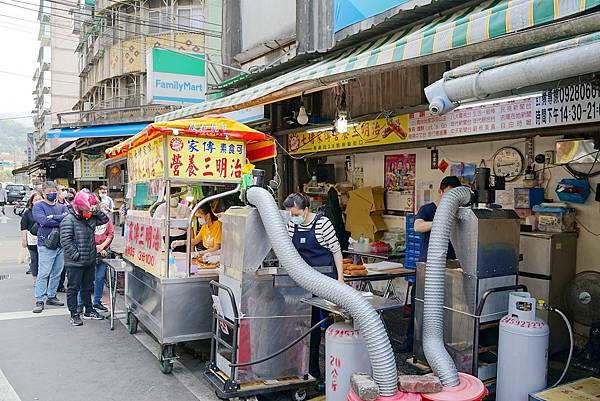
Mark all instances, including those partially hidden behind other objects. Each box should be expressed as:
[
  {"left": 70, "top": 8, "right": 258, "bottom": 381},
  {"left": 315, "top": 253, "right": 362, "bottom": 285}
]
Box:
[
  {"left": 384, "top": 154, "right": 416, "bottom": 212},
  {"left": 450, "top": 163, "right": 477, "bottom": 185}
]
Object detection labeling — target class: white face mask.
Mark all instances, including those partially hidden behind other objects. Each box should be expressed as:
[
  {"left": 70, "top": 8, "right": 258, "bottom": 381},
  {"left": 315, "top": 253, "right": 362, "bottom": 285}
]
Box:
[
  {"left": 197, "top": 216, "right": 206, "bottom": 225},
  {"left": 290, "top": 212, "right": 305, "bottom": 225},
  {"left": 169, "top": 198, "right": 179, "bottom": 208}
]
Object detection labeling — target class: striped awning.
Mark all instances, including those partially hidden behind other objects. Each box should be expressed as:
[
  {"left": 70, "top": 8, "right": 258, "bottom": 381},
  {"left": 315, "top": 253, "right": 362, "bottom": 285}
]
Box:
[{"left": 157, "top": 0, "right": 600, "bottom": 122}]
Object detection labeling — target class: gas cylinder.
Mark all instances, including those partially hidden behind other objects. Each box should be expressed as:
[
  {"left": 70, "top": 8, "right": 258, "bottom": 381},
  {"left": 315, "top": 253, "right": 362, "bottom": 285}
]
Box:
[
  {"left": 325, "top": 321, "right": 371, "bottom": 401},
  {"left": 496, "top": 292, "right": 549, "bottom": 401}
]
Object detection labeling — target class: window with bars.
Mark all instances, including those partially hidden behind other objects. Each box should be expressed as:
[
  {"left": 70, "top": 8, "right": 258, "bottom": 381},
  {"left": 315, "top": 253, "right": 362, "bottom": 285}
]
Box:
[{"left": 148, "top": 10, "right": 160, "bottom": 34}]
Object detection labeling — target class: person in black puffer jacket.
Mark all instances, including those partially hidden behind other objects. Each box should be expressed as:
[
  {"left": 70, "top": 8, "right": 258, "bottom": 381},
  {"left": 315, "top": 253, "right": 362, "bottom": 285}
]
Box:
[{"left": 60, "top": 191, "right": 109, "bottom": 326}]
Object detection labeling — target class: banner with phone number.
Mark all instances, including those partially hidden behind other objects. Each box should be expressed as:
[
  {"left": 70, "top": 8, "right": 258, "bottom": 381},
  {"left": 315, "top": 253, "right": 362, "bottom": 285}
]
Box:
[{"left": 166, "top": 134, "right": 246, "bottom": 182}]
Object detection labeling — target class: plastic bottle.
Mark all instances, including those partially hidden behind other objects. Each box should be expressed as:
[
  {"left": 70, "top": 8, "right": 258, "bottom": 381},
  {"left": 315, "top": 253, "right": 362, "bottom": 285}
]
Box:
[
  {"left": 168, "top": 250, "right": 177, "bottom": 277},
  {"left": 358, "top": 234, "right": 366, "bottom": 252}
]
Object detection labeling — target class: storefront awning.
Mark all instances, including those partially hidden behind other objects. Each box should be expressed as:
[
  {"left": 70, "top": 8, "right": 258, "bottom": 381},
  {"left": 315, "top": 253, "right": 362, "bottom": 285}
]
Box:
[
  {"left": 47, "top": 122, "right": 150, "bottom": 139},
  {"left": 105, "top": 116, "right": 276, "bottom": 163},
  {"left": 157, "top": 0, "right": 600, "bottom": 122}
]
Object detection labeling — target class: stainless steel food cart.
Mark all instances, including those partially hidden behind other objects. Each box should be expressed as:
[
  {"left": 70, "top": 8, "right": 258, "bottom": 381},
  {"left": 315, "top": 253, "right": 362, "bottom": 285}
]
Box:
[{"left": 104, "top": 117, "right": 277, "bottom": 373}]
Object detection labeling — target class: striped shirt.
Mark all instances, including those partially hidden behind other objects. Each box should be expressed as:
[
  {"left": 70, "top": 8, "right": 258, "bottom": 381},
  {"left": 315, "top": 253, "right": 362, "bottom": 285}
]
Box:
[{"left": 287, "top": 214, "right": 341, "bottom": 253}]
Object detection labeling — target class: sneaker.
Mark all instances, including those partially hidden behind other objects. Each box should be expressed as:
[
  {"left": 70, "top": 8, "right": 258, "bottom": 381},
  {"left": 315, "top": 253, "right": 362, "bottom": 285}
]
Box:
[
  {"left": 83, "top": 310, "right": 104, "bottom": 320},
  {"left": 93, "top": 302, "right": 109, "bottom": 312},
  {"left": 26, "top": 269, "right": 32, "bottom": 275},
  {"left": 46, "top": 297, "right": 64, "bottom": 306},
  {"left": 76, "top": 305, "right": 84, "bottom": 315},
  {"left": 71, "top": 314, "right": 83, "bottom": 326},
  {"left": 57, "top": 287, "right": 66, "bottom": 293},
  {"left": 33, "top": 302, "right": 44, "bottom": 313}
]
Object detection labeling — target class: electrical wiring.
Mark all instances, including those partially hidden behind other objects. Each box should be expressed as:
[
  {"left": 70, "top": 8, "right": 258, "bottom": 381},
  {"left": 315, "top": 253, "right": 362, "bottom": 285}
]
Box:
[
  {"left": 274, "top": 137, "right": 316, "bottom": 160},
  {"left": 576, "top": 218, "right": 600, "bottom": 236},
  {"left": 0, "top": 69, "right": 81, "bottom": 85},
  {"left": 0, "top": 1, "right": 222, "bottom": 53},
  {"left": 9, "top": 0, "right": 222, "bottom": 37},
  {"left": 98, "top": 0, "right": 222, "bottom": 28}
]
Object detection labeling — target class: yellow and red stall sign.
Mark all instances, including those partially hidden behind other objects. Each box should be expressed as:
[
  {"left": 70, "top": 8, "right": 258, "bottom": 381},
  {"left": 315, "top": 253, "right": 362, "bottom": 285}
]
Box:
[
  {"left": 127, "top": 136, "right": 165, "bottom": 183},
  {"left": 287, "top": 115, "right": 409, "bottom": 155},
  {"left": 167, "top": 135, "right": 246, "bottom": 182}
]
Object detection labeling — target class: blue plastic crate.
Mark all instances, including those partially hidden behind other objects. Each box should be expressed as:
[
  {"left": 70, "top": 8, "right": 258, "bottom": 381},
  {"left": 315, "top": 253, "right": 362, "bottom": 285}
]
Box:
[
  {"left": 555, "top": 179, "right": 590, "bottom": 204},
  {"left": 405, "top": 213, "right": 421, "bottom": 282}
]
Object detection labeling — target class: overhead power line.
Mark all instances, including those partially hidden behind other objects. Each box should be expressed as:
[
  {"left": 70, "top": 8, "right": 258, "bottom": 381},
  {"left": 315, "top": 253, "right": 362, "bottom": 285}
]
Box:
[
  {"left": 7, "top": 0, "right": 222, "bottom": 38},
  {"left": 99, "top": 0, "right": 222, "bottom": 28},
  {"left": 0, "top": 7, "right": 222, "bottom": 53}
]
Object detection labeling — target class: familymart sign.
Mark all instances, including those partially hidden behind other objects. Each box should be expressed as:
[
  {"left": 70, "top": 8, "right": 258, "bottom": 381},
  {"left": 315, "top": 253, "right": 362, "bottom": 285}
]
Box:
[{"left": 147, "top": 48, "right": 206, "bottom": 105}]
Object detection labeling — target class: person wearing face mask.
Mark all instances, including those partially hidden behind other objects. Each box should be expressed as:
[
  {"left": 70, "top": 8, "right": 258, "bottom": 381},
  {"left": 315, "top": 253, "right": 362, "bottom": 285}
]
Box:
[
  {"left": 32, "top": 181, "right": 69, "bottom": 313},
  {"left": 56, "top": 186, "right": 75, "bottom": 293},
  {"left": 153, "top": 188, "right": 191, "bottom": 252},
  {"left": 171, "top": 203, "right": 221, "bottom": 256},
  {"left": 56, "top": 185, "right": 68, "bottom": 205},
  {"left": 20, "top": 191, "right": 43, "bottom": 283},
  {"left": 60, "top": 191, "right": 109, "bottom": 326},
  {"left": 283, "top": 192, "right": 344, "bottom": 391}
]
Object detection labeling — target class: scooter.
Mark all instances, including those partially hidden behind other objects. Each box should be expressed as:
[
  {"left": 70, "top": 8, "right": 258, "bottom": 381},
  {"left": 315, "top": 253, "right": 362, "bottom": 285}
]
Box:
[{"left": 13, "top": 195, "right": 27, "bottom": 216}]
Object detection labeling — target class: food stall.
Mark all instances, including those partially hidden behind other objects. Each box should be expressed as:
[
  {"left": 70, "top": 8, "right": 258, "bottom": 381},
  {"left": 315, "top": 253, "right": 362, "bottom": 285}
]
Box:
[{"left": 105, "top": 116, "right": 276, "bottom": 373}]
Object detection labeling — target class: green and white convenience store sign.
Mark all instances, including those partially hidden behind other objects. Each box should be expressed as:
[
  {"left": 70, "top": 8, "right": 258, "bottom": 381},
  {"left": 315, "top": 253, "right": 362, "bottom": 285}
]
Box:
[{"left": 146, "top": 48, "right": 206, "bottom": 105}]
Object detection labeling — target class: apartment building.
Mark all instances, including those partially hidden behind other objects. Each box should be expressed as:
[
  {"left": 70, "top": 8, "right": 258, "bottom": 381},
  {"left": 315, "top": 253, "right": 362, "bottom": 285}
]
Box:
[
  {"left": 31, "top": 0, "right": 80, "bottom": 155},
  {"left": 53, "top": 0, "right": 222, "bottom": 129}
]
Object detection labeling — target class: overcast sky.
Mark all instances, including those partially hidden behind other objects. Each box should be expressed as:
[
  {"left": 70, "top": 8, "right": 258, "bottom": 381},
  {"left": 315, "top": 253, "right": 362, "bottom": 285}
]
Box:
[{"left": 0, "top": 1, "right": 41, "bottom": 119}]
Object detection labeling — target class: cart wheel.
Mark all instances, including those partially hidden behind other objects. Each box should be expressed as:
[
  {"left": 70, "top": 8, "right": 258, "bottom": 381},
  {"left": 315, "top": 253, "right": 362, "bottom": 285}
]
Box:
[
  {"left": 127, "top": 312, "right": 138, "bottom": 334},
  {"left": 290, "top": 389, "right": 307, "bottom": 401},
  {"left": 159, "top": 344, "right": 175, "bottom": 374}
]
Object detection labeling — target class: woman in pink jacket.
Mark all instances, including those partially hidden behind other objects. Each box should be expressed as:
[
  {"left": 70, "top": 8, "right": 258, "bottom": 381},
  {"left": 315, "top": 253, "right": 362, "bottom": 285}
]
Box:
[{"left": 77, "top": 195, "right": 114, "bottom": 313}]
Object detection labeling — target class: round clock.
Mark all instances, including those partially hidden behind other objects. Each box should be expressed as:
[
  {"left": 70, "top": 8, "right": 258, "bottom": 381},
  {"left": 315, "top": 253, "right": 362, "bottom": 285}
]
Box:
[{"left": 492, "top": 146, "right": 524, "bottom": 181}]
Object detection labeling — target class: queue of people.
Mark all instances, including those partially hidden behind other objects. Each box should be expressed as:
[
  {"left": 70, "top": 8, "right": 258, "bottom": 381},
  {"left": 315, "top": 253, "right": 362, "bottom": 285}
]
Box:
[{"left": 21, "top": 181, "right": 115, "bottom": 326}]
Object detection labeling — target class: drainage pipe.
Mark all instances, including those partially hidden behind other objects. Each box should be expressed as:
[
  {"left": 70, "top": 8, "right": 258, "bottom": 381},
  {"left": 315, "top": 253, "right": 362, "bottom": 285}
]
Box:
[
  {"left": 246, "top": 186, "right": 398, "bottom": 396},
  {"left": 422, "top": 186, "right": 473, "bottom": 387},
  {"left": 425, "top": 40, "right": 600, "bottom": 115}
]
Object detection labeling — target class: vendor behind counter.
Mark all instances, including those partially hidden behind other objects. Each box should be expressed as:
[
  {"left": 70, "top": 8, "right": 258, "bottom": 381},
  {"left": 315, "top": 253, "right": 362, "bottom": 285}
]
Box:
[
  {"left": 172, "top": 203, "right": 222, "bottom": 257},
  {"left": 153, "top": 189, "right": 190, "bottom": 252}
]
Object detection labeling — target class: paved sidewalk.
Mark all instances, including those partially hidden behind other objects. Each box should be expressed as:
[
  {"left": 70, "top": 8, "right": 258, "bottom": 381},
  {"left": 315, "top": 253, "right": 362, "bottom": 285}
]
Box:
[{"left": 0, "top": 210, "right": 216, "bottom": 401}]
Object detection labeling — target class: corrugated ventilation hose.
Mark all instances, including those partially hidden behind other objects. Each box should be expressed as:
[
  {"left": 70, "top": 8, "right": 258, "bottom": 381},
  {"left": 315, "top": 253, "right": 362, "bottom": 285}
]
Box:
[
  {"left": 423, "top": 186, "right": 473, "bottom": 387},
  {"left": 246, "top": 186, "right": 398, "bottom": 396}
]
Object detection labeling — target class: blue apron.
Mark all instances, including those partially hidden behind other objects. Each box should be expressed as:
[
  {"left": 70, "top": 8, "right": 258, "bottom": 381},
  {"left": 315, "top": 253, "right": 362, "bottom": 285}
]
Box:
[{"left": 292, "top": 214, "right": 337, "bottom": 279}]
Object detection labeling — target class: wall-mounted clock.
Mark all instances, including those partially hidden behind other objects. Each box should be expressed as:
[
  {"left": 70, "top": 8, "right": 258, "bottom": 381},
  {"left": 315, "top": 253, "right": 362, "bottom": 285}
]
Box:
[{"left": 492, "top": 146, "right": 524, "bottom": 182}]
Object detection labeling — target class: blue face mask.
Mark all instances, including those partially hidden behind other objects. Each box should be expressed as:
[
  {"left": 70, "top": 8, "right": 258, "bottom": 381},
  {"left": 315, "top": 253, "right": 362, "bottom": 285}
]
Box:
[
  {"left": 46, "top": 192, "right": 57, "bottom": 202},
  {"left": 290, "top": 213, "right": 305, "bottom": 225}
]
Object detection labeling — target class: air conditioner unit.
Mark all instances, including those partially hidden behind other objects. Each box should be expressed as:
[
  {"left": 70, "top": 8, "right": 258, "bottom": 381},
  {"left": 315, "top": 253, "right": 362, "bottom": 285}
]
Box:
[{"left": 83, "top": 102, "right": 94, "bottom": 111}]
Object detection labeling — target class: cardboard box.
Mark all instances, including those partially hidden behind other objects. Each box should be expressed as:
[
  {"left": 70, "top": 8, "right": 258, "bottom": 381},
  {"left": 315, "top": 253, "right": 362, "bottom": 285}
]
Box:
[
  {"left": 346, "top": 211, "right": 388, "bottom": 242},
  {"left": 529, "top": 377, "right": 600, "bottom": 400},
  {"left": 347, "top": 187, "right": 385, "bottom": 213}
]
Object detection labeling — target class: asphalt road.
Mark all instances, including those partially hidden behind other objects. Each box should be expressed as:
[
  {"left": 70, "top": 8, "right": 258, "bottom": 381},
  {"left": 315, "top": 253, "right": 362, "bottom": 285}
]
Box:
[{"left": 0, "top": 206, "right": 218, "bottom": 401}]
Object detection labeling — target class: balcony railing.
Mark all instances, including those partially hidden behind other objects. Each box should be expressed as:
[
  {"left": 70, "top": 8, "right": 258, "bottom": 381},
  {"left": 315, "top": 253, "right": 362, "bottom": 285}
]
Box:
[{"left": 55, "top": 97, "right": 178, "bottom": 128}]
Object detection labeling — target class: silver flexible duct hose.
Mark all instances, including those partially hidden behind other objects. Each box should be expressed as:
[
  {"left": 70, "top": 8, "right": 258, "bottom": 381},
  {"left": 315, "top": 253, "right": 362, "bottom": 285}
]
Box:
[
  {"left": 423, "top": 186, "right": 472, "bottom": 387},
  {"left": 246, "top": 187, "right": 398, "bottom": 396}
]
